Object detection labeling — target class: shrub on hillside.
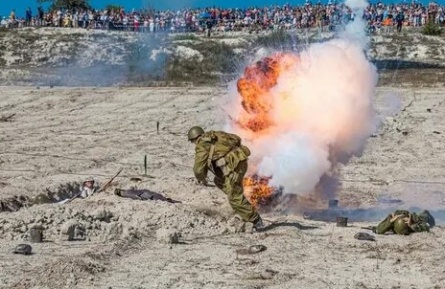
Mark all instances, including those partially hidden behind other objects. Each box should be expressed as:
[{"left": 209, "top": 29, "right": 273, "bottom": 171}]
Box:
[
  {"left": 172, "top": 34, "right": 201, "bottom": 41},
  {"left": 165, "top": 41, "right": 244, "bottom": 84},
  {"left": 422, "top": 21, "right": 442, "bottom": 36},
  {"left": 253, "top": 29, "right": 295, "bottom": 50}
]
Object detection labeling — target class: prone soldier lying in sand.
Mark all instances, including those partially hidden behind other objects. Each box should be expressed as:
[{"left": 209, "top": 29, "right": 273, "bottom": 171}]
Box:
[
  {"left": 373, "top": 210, "right": 435, "bottom": 235},
  {"left": 114, "top": 188, "right": 181, "bottom": 203}
]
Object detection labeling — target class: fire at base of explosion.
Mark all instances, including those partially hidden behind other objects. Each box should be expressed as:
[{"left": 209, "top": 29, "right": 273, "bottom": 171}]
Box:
[{"left": 243, "top": 175, "right": 283, "bottom": 209}]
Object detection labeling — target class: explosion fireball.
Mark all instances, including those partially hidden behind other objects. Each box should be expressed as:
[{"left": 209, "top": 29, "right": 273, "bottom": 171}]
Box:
[
  {"left": 228, "top": 1, "right": 379, "bottom": 208},
  {"left": 236, "top": 53, "right": 299, "bottom": 133},
  {"left": 237, "top": 54, "right": 299, "bottom": 207}
]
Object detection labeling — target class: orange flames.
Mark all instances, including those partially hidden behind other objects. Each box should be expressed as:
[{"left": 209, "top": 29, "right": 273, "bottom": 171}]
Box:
[
  {"left": 237, "top": 53, "right": 299, "bottom": 206},
  {"left": 236, "top": 53, "right": 299, "bottom": 133},
  {"left": 243, "top": 175, "right": 277, "bottom": 208}
]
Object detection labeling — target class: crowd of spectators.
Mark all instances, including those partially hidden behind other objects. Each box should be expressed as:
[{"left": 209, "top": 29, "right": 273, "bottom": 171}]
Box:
[{"left": 1, "top": 1, "right": 444, "bottom": 34}]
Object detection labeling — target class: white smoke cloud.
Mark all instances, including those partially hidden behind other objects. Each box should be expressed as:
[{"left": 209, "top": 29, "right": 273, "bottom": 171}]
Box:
[
  {"left": 256, "top": 132, "right": 331, "bottom": 193},
  {"left": 226, "top": 1, "right": 379, "bottom": 196},
  {"left": 341, "top": 0, "right": 370, "bottom": 48}
]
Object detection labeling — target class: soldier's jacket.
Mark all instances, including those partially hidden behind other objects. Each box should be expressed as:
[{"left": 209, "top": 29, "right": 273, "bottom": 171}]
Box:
[
  {"left": 79, "top": 186, "right": 99, "bottom": 198},
  {"left": 405, "top": 211, "right": 432, "bottom": 232},
  {"left": 194, "top": 131, "right": 251, "bottom": 182},
  {"left": 375, "top": 210, "right": 431, "bottom": 235}
]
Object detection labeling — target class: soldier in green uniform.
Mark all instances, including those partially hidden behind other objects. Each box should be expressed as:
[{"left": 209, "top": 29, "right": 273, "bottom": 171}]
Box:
[
  {"left": 374, "top": 210, "right": 435, "bottom": 235},
  {"left": 188, "top": 126, "right": 264, "bottom": 231}
]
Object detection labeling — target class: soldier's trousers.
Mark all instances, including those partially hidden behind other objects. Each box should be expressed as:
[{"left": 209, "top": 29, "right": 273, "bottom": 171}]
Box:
[{"left": 214, "top": 160, "right": 259, "bottom": 223}]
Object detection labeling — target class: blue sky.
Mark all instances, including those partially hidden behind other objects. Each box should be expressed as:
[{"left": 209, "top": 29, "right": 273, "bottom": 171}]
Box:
[{"left": 2, "top": 0, "right": 445, "bottom": 17}]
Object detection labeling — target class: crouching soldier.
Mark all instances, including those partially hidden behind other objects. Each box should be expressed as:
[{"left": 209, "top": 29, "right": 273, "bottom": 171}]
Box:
[
  {"left": 79, "top": 177, "right": 99, "bottom": 199},
  {"left": 188, "top": 126, "right": 264, "bottom": 231},
  {"left": 375, "top": 210, "right": 435, "bottom": 235}
]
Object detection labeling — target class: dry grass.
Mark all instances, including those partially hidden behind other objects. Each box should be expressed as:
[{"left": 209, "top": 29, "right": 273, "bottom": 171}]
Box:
[{"left": 165, "top": 40, "right": 242, "bottom": 84}]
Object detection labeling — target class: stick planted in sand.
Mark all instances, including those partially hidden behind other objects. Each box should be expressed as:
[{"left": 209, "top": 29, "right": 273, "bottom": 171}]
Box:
[
  {"left": 97, "top": 168, "right": 124, "bottom": 193},
  {"left": 156, "top": 121, "right": 160, "bottom": 135},
  {"left": 0, "top": 114, "right": 16, "bottom": 122},
  {"left": 144, "top": 155, "right": 148, "bottom": 176}
]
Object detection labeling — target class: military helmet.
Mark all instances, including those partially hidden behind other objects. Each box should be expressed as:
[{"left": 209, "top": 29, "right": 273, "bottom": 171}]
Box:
[
  {"left": 13, "top": 244, "right": 33, "bottom": 255},
  {"left": 188, "top": 126, "right": 205, "bottom": 141},
  {"left": 393, "top": 217, "right": 411, "bottom": 235},
  {"left": 84, "top": 177, "right": 94, "bottom": 183}
]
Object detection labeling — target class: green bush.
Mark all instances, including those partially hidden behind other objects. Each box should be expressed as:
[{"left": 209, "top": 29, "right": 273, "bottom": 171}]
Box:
[
  {"left": 37, "top": 0, "right": 91, "bottom": 10},
  {"left": 422, "top": 21, "right": 442, "bottom": 36},
  {"left": 105, "top": 4, "right": 122, "bottom": 12},
  {"left": 172, "top": 34, "right": 201, "bottom": 41},
  {"left": 253, "top": 29, "right": 295, "bottom": 50},
  {"left": 194, "top": 41, "right": 243, "bottom": 73},
  {"left": 165, "top": 41, "right": 244, "bottom": 84}
]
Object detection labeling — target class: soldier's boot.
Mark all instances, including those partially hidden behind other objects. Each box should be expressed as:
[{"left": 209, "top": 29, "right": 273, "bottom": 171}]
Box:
[
  {"left": 253, "top": 216, "right": 265, "bottom": 232},
  {"left": 114, "top": 188, "right": 123, "bottom": 196}
]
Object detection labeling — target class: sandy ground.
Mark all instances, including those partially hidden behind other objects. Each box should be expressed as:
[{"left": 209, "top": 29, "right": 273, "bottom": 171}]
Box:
[{"left": 1, "top": 85, "right": 445, "bottom": 289}]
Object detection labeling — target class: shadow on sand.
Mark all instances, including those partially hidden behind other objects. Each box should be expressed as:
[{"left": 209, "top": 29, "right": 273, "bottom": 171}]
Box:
[
  {"left": 300, "top": 207, "right": 445, "bottom": 224},
  {"left": 373, "top": 59, "right": 444, "bottom": 71},
  {"left": 262, "top": 221, "right": 319, "bottom": 232}
]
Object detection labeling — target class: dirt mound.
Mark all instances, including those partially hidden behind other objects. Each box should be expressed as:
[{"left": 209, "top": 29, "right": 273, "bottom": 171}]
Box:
[
  {"left": 0, "top": 192, "right": 234, "bottom": 244},
  {"left": 0, "top": 181, "right": 82, "bottom": 213},
  {"left": 0, "top": 195, "right": 32, "bottom": 213}
]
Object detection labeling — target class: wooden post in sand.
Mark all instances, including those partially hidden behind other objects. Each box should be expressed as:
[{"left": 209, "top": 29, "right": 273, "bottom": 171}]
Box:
[{"left": 144, "top": 155, "right": 148, "bottom": 176}]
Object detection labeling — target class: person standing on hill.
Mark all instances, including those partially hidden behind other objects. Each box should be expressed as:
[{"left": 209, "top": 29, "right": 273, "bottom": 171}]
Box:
[
  {"left": 205, "top": 19, "right": 213, "bottom": 37},
  {"left": 395, "top": 11, "right": 404, "bottom": 33},
  {"left": 10, "top": 10, "right": 16, "bottom": 25},
  {"left": 26, "top": 7, "right": 32, "bottom": 27},
  {"left": 38, "top": 6, "right": 44, "bottom": 26}
]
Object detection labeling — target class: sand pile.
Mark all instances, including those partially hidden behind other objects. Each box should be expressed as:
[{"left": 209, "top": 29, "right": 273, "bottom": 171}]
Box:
[{"left": 0, "top": 193, "right": 234, "bottom": 244}]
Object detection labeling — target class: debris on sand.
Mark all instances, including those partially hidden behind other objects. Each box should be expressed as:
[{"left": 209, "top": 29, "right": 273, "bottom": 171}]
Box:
[
  {"left": 236, "top": 244, "right": 267, "bottom": 255},
  {"left": 61, "top": 221, "right": 86, "bottom": 241},
  {"left": 27, "top": 227, "right": 44, "bottom": 243},
  {"left": 0, "top": 114, "right": 16, "bottom": 122},
  {"left": 13, "top": 244, "right": 33, "bottom": 255},
  {"left": 0, "top": 195, "right": 32, "bottom": 213},
  {"left": 156, "top": 228, "right": 180, "bottom": 244},
  {"left": 354, "top": 232, "right": 376, "bottom": 242}
]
